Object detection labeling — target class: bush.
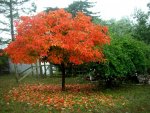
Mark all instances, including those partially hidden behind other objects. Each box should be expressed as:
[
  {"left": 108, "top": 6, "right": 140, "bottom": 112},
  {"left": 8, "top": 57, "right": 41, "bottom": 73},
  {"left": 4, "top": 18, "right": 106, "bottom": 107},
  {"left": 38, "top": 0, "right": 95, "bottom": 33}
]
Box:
[
  {"left": 88, "top": 37, "right": 150, "bottom": 87},
  {"left": 0, "top": 50, "right": 9, "bottom": 74}
]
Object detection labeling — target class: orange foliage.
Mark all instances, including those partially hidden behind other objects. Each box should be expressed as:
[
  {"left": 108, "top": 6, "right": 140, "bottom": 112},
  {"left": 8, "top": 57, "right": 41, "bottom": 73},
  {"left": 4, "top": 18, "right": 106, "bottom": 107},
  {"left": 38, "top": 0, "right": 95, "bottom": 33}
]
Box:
[{"left": 5, "top": 9, "right": 110, "bottom": 64}]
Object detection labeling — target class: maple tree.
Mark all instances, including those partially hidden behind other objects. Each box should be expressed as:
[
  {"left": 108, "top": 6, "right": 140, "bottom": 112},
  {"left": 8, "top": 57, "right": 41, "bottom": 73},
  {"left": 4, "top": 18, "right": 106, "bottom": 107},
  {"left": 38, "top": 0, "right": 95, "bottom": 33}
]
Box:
[{"left": 5, "top": 9, "right": 110, "bottom": 90}]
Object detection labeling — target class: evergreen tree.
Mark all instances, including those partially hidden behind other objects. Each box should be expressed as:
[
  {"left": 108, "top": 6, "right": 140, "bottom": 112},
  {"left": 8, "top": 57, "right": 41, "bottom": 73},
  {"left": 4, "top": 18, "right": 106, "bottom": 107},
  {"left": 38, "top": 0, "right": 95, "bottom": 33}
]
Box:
[
  {"left": 44, "top": 7, "right": 59, "bottom": 13},
  {"left": 66, "top": 0, "right": 99, "bottom": 17},
  {"left": 132, "top": 8, "right": 150, "bottom": 44},
  {"left": 106, "top": 18, "right": 133, "bottom": 38},
  {"left": 0, "top": 0, "right": 36, "bottom": 41}
]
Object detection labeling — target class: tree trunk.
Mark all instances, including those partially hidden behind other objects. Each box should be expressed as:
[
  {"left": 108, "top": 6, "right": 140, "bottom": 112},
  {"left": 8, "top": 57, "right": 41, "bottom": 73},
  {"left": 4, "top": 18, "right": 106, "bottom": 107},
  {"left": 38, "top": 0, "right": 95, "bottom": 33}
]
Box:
[
  {"left": 61, "top": 63, "right": 66, "bottom": 91},
  {"left": 35, "top": 61, "right": 39, "bottom": 78},
  {"left": 105, "top": 78, "right": 113, "bottom": 88},
  {"left": 10, "top": 0, "right": 15, "bottom": 41}
]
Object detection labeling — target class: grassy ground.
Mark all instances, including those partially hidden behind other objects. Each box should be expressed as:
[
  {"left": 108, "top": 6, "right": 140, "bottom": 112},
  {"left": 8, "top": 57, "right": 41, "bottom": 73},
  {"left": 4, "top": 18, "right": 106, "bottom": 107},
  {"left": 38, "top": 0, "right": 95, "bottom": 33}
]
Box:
[{"left": 0, "top": 75, "right": 150, "bottom": 113}]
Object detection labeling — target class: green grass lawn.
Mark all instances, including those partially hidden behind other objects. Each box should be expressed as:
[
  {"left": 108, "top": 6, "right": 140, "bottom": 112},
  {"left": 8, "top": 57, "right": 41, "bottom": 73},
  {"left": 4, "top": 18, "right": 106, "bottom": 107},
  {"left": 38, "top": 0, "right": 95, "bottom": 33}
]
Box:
[{"left": 0, "top": 75, "right": 150, "bottom": 113}]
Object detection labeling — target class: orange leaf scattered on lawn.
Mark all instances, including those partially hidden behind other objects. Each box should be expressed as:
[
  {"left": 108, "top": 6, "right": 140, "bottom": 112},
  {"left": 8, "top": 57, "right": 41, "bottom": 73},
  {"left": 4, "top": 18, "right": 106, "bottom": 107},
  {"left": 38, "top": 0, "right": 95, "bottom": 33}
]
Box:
[{"left": 4, "top": 84, "right": 128, "bottom": 111}]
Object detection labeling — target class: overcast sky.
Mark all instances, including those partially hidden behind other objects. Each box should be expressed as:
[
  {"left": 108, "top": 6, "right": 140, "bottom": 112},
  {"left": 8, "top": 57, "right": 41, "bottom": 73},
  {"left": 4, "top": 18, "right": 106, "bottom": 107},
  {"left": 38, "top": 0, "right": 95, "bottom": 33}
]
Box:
[
  {"left": 0, "top": 0, "right": 149, "bottom": 43},
  {"left": 35, "top": 0, "right": 149, "bottom": 20}
]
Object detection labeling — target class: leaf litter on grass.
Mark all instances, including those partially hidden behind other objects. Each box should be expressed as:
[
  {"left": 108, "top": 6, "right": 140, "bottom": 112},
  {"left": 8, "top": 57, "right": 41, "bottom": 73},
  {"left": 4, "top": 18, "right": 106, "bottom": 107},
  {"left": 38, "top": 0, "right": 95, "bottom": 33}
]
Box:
[{"left": 3, "top": 84, "right": 128, "bottom": 112}]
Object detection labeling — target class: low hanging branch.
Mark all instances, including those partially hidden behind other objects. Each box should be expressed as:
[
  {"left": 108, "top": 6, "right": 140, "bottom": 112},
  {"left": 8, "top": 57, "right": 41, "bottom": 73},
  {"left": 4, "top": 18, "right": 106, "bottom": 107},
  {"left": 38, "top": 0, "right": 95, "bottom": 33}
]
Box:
[{"left": 5, "top": 9, "right": 110, "bottom": 91}]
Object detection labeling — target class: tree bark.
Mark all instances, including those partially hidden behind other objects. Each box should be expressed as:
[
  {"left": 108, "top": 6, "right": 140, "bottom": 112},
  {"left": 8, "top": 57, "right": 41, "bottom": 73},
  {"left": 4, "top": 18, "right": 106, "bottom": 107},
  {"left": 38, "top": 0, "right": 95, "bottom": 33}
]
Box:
[
  {"left": 10, "top": 0, "right": 15, "bottom": 41},
  {"left": 105, "top": 78, "right": 113, "bottom": 88},
  {"left": 61, "top": 62, "right": 66, "bottom": 91},
  {"left": 35, "top": 61, "right": 39, "bottom": 78}
]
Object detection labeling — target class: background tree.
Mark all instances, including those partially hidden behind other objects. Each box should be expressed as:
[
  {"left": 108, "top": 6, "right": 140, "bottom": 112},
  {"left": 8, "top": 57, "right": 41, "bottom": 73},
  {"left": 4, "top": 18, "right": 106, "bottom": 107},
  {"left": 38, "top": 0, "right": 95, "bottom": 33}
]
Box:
[
  {"left": 147, "top": 2, "right": 150, "bottom": 14},
  {"left": 85, "top": 8, "right": 150, "bottom": 86},
  {"left": 0, "top": 37, "right": 10, "bottom": 46},
  {"left": 5, "top": 9, "right": 110, "bottom": 91},
  {"left": 0, "top": 0, "right": 36, "bottom": 41},
  {"left": 44, "top": 7, "right": 59, "bottom": 13},
  {"left": 106, "top": 18, "right": 133, "bottom": 38},
  {"left": 66, "top": 0, "right": 99, "bottom": 17},
  {"left": 132, "top": 8, "right": 150, "bottom": 44},
  {"left": 45, "top": 0, "right": 99, "bottom": 18}
]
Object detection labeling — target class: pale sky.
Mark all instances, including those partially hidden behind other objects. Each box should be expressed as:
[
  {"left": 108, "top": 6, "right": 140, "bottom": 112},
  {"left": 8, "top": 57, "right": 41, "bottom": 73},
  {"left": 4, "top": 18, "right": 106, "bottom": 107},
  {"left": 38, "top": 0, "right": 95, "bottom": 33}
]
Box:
[
  {"left": 0, "top": 0, "right": 149, "bottom": 43},
  {"left": 35, "top": 0, "right": 149, "bottom": 20}
]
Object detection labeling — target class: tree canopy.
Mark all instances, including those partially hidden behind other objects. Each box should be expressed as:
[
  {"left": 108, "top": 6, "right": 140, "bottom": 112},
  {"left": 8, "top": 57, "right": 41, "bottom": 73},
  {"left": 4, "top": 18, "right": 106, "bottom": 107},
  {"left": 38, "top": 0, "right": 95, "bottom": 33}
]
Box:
[
  {"left": 5, "top": 9, "right": 110, "bottom": 65},
  {"left": 132, "top": 7, "right": 150, "bottom": 44},
  {"left": 66, "top": 0, "right": 99, "bottom": 17}
]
